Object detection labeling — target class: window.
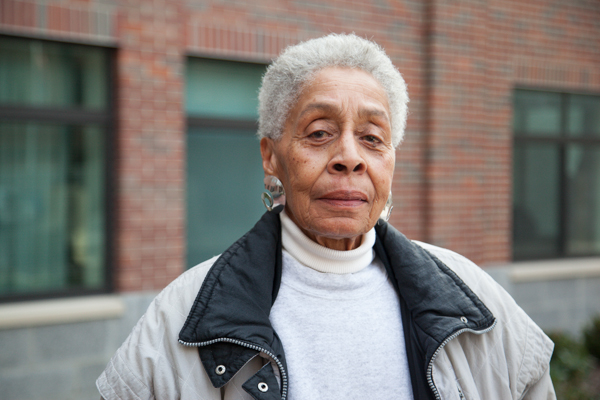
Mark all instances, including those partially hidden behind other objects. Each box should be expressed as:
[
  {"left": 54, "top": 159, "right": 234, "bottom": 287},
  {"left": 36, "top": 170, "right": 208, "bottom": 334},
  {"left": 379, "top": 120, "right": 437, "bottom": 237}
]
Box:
[
  {"left": 0, "top": 36, "right": 111, "bottom": 300},
  {"left": 185, "top": 58, "right": 267, "bottom": 267},
  {"left": 513, "top": 89, "right": 600, "bottom": 260}
]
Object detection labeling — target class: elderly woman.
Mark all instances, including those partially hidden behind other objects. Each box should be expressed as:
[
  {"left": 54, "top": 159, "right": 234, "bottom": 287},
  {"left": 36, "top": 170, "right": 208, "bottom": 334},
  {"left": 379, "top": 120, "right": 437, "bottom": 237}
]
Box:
[{"left": 97, "top": 34, "right": 555, "bottom": 400}]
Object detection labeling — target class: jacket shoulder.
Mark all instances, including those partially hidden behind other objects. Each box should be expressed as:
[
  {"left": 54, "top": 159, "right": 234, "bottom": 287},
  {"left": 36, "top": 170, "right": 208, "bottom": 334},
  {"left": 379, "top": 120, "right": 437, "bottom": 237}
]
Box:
[
  {"left": 96, "top": 257, "right": 221, "bottom": 400},
  {"left": 411, "top": 241, "right": 487, "bottom": 286},
  {"left": 413, "top": 241, "right": 555, "bottom": 399}
]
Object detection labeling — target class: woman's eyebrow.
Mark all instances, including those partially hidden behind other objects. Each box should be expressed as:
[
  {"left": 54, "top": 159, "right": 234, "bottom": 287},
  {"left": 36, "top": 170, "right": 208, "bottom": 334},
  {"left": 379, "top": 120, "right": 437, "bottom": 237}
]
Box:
[
  {"left": 358, "top": 107, "right": 390, "bottom": 123},
  {"left": 298, "top": 102, "right": 390, "bottom": 124},
  {"left": 298, "top": 102, "right": 338, "bottom": 120}
]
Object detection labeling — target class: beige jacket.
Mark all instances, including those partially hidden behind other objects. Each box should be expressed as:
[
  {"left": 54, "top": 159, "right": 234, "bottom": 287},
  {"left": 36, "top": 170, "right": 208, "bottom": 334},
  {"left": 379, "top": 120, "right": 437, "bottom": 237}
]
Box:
[
  {"left": 417, "top": 242, "right": 555, "bottom": 400},
  {"left": 97, "top": 241, "right": 555, "bottom": 400}
]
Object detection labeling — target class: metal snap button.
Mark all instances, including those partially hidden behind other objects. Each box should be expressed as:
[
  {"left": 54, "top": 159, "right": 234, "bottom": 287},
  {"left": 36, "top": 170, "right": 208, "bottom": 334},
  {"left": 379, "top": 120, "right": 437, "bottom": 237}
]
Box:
[
  {"left": 215, "top": 365, "right": 226, "bottom": 375},
  {"left": 460, "top": 316, "right": 468, "bottom": 324},
  {"left": 258, "top": 382, "right": 269, "bottom": 392}
]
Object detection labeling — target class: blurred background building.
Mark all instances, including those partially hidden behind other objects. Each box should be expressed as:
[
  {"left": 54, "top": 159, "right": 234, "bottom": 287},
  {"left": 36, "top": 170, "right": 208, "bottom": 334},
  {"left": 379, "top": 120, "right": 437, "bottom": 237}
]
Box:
[{"left": 0, "top": 0, "right": 599, "bottom": 398}]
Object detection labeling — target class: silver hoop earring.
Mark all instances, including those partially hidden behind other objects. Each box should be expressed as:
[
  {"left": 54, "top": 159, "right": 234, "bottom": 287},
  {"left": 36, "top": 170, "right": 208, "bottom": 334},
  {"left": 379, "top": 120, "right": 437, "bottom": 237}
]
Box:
[
  {"left": 380, "top": 192, "right": 393, "bottom": 223},
  {"left": 261, "top": 175, "right": 286, "bottom": 211}
]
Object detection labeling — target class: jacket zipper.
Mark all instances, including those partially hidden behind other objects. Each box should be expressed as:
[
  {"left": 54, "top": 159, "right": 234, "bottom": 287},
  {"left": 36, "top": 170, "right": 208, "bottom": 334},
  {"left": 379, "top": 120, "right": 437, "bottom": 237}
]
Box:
[
  {"left": 457, "top": 384, "right": 465, "bottom": 399},
  {"left": 426, "top": 320, "right": 497, "bottom": 400},
  {"left": 179, "top": 337, "right": 288, "bottom": 400}
]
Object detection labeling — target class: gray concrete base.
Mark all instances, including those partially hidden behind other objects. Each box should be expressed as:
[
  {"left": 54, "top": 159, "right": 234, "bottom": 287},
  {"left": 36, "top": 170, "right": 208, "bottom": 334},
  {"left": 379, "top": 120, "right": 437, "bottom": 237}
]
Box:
[
  {"left": 0, "top": 292, "right": 157, "bottom": 400},
  {"left": 487, "top": 263, "right": 600, "bottom": 337}
]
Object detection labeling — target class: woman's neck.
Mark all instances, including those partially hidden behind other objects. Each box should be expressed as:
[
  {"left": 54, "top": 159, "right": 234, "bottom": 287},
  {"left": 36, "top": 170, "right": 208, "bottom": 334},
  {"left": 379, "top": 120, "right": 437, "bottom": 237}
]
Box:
[{"left": 280, "top": 209, "right": 375, "bottom": 274}]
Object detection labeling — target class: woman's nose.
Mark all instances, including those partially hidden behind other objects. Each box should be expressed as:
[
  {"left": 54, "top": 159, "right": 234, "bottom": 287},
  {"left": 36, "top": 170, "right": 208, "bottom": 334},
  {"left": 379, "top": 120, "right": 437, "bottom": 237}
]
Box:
[{"left": 327, "top": 132, "right": 366, "bottom": 174}]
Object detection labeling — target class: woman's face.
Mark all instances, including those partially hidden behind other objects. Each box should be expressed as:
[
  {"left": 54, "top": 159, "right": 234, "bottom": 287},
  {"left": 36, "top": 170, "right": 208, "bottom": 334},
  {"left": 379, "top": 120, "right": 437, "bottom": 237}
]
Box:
[{"left": 261, "top": 67, "right": 395, "bottom": 250}]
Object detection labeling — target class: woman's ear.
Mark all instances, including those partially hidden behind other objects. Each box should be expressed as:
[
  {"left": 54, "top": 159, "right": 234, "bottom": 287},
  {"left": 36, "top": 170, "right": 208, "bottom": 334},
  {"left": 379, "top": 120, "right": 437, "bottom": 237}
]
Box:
[{"left": 260, "top": 137, "right": 278, "bottom": 176}]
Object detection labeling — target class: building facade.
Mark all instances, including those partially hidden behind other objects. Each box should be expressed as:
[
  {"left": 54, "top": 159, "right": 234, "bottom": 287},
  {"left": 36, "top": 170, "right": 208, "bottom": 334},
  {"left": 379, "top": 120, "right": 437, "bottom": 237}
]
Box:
[{"left": 0, "top": 0, "right": 599, "bottom": 399}]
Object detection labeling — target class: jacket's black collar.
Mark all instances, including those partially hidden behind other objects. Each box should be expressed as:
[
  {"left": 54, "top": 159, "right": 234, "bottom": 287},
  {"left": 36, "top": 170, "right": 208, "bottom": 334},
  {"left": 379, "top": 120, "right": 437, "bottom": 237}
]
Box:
[
  {"left": 374, "top": 221, "right": 495, "bottom": 361},
  {"left": 179, "top": 209, "right": 495, "bottom": 396},
  {"left": 180, "top": 208, "right": 284, "bottom": 349}
]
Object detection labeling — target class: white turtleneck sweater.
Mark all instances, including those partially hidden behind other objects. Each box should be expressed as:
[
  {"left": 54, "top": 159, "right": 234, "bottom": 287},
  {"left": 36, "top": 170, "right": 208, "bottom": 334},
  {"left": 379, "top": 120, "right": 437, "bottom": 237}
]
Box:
[{"left": 269, "top": 211, "right": 413, "bottom": 399}]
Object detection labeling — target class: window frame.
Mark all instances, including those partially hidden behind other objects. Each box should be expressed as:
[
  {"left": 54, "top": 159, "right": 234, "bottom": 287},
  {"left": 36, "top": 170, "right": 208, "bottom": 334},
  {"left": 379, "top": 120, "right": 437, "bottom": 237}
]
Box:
[
  {"left": 0, "top": 35, "right": 115, "bottom": 302},
  {"left": 513, "top": 86, "right": 600, "bottom": 261},
  {"left": 187, "top": 116, "right": 258, "bottom": 132},
  {"left": 184, "top": 55, "right": 268, "bottom": 268}
]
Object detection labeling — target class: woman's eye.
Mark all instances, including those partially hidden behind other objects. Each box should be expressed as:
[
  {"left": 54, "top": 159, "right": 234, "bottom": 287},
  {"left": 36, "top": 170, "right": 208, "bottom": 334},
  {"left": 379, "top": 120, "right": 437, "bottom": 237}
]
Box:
[
  {"left": 363, "top": 135, "right": 381, "bottom": 144},
  {"left": 309, "top": 130, "right": 329, "bottom": 139}
]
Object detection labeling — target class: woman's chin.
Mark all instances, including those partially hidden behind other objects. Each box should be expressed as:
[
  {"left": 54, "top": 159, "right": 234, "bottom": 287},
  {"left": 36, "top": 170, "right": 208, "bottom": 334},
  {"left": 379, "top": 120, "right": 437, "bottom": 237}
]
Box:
[
  {"left": 307, "top": 217, "right": 372, "bottom": 241},
  {"left": 285, "top": 205, "right": 377, "bottom": 245}
]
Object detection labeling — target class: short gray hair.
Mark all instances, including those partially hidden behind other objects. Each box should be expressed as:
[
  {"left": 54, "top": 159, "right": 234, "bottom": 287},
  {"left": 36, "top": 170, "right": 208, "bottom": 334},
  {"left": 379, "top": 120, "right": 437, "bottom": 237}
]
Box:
[{"left": 257, "top": 33, "right": 409, "bottom": 148}]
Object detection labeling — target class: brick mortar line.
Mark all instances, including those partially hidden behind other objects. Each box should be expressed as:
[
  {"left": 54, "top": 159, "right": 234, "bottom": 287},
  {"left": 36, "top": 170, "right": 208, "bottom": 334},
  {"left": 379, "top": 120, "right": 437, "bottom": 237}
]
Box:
[{"left": 0, "top": 25, "right": 117, "bottom": 45}]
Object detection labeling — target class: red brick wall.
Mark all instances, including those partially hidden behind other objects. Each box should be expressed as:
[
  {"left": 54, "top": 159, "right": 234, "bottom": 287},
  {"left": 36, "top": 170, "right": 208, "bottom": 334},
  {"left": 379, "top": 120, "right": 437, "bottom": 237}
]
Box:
[
  {"left": 114, "top": 1, "right": 186, "bottom": 291},
  {"left": 424, "top": 0, "right": 490, "bottom": 265},
  {"left": 424, "top": 0, "right": 600, "bottom": 265},
  {"left": 1, "top": 0, "right": 599, "bottom": 291}
]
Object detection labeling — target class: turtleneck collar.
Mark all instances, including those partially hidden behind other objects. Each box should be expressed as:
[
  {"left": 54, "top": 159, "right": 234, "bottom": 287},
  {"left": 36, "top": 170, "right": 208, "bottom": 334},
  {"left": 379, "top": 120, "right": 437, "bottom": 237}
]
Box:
[{"left": 280, "top": 209, "right": 376, "bottom": 274}]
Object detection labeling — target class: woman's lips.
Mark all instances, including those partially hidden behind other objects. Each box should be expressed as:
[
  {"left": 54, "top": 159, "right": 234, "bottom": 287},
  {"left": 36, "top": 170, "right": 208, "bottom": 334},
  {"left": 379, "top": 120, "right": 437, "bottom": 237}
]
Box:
[{"left": 318, "top": 190, "right": 368, "bottom": 207}]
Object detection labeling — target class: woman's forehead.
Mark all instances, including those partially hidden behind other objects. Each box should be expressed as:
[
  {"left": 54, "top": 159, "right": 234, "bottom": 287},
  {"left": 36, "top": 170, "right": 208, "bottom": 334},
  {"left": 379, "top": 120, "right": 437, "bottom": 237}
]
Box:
[{"left": 291, "top": 67, "right": 391, "bottom": 120}]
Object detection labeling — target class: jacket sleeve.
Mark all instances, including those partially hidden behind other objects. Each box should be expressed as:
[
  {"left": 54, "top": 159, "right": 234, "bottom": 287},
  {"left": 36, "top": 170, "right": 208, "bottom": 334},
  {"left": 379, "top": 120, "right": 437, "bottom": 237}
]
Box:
[
  {"left": 96, "top": 259, "right": 219, "bottom": 400},
  {"left": 522, "top": 366, "right": 556, "bottom": 400}
]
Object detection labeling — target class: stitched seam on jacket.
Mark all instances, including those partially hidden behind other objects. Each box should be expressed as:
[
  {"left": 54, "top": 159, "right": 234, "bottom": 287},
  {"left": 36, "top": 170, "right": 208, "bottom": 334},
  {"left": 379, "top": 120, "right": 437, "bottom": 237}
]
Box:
[
  {"left": 111, "top": 353, "right": 150, "bottom": 400},
  {"left": 103, "top": 378, "right": 125, "bottom": 400},
  {"left": 515, "top": 318, "right": 532, "bottom": 396}
]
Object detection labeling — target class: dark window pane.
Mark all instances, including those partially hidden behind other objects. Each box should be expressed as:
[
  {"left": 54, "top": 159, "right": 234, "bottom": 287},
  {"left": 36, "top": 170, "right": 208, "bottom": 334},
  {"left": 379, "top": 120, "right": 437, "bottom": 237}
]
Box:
[
  {"left": 568, "top": 95, "right": 600, "bottom": 138},
  {"left": 0, "top": 37, "right": 108, "bottom": 110},
  {"left": 512, "top": 143, "right": 561, "bottom": 259},
  {"left": 514, "top": 90, "right": 562, "bottom": 137},
  {"left": 566, "top": 145, "right": 600, "bottom": 255},
  {"left": 0, "top": 122, "right": 105, "bottom": 295},
  {"left": 186, "top": 127, "right": 265, "bottom": 267},
  {"left": 186, "top": 58, "right": 266, "bottom": 119}
]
